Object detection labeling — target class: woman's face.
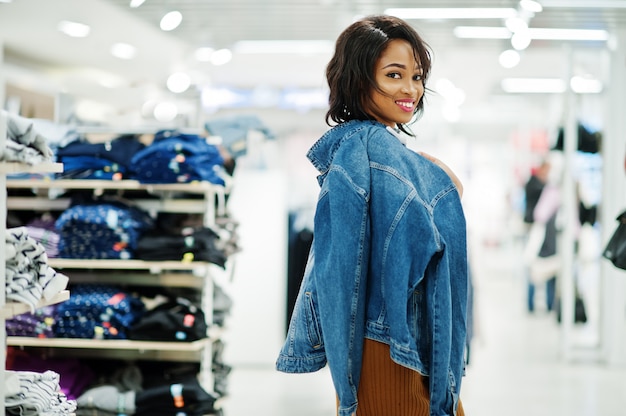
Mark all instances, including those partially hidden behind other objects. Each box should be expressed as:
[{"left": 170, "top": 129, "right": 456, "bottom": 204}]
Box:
[{"left": 365, "top": 39, "right": 424, "bottom": 128}]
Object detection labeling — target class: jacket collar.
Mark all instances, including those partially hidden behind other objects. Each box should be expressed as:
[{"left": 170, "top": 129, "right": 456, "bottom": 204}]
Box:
[{"left": 307, "top": 120, "right": 387, "bottom": 174}]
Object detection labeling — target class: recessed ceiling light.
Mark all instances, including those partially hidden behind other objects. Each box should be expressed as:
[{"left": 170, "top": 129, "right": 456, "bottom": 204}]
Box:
[
  {"left": 519, "top": 0, "right": 543, "bottom": 13},
  {"left": 110, "top": 42, "right": 136, "bottom": 59},
  {"left": 499, "top": 49, "right": 521, "bottom": 68},
  {"left": 167, "top": 72, "right": 192, "bottom": 93},
  {"left": 195, "top": 47, "right": 215, "bottom": 62},
  {"left": 511, "top": 31, "right": 532, "bottom": 50},
  {"left": 57, "top": 20, "right": 91, "bottom": 38},
  {"left": 160, "top": 11, "right": 182, "bottom": 31},
  {"left": 210, "top": 49, "right": 233, "bottom": 66}
]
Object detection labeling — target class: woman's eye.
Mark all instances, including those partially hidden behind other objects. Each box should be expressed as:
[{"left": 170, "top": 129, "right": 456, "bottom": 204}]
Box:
[
  {"left": 387, "top": 72, "right": 401, "bottom": 79},
  {"left": 413, "top": 74, "right": 423, "bottom": 81}
]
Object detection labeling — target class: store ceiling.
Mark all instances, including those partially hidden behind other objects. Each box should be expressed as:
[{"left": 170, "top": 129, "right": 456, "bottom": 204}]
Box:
[{"left": 0, "top": 0, "right": 621, "bottom": 125}]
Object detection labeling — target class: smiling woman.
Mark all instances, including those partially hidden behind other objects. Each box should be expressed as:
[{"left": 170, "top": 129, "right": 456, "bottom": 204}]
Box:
[{"left": 276, "top": 14, "right": 468, "bottom": 416}]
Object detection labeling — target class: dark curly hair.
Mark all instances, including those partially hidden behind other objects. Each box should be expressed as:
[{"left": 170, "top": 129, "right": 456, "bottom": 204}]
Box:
[{"left": 325, "top": 14, "right": 432, "bottom": 136}]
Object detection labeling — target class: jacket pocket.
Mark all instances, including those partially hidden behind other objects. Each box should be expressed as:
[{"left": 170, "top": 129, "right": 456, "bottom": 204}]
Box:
[
  {"left": 304, "top": 291, "right": 323, "bottom": 349},
  {"left": 410, "top": 288, "right": 430, "bottom": 363}
]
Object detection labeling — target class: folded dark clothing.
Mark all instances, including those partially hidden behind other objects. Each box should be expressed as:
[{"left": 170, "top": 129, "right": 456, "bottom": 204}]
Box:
[
  {"left": 56, "top": 134, "right": 145, "bottom": 169},
  {"left": 135, "top": 378, "right": 218, "bottom": 416},
  {"left": 135, "top": 227, "right": 226, "bottom": 267},
  {"left": 129, "top": 297, "right": 207, "bottom": 342}
]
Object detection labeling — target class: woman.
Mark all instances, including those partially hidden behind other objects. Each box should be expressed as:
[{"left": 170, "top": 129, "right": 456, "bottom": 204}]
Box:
[{"left": 276, "top": 15, "right": 468, "bottom": 416}]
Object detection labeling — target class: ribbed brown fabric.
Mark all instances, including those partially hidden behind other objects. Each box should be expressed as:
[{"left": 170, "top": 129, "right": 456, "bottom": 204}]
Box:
[{"left": 337, "top": 339, "right": 465, "bottom": 416}]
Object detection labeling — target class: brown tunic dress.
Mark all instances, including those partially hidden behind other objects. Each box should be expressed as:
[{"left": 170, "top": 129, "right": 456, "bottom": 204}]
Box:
[{"left": 337, "top": 338, "right": 465, "bottom": 416}]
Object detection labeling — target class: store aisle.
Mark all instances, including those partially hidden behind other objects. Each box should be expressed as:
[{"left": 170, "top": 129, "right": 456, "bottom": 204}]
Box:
[{"left": 220, "top": 240, "right": 626, "bottom": 416}]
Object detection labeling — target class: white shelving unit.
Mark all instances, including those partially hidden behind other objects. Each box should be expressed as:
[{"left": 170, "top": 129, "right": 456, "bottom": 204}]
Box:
[
  {"left": 1, "top": 111, "right": 65, "bottom": 415},
  {"left": 5, "top": 173, "right": 230, "bottom": 398}
]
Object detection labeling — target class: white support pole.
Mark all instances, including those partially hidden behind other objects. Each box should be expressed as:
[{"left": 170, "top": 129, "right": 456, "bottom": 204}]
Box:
[
  {"left": 600, "top": 28, "right": 626, "bottom": 366},
  {"left": 560, "top": 45, "right": 578, "bottom": 361}
]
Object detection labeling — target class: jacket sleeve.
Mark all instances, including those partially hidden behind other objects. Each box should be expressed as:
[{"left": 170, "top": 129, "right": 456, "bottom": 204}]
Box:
[
  {"left": 313, "top": 165, "right": 371, "bottom": 416},
  {"left": 427, "top": 191, "right": 468, "bottom": 416}
]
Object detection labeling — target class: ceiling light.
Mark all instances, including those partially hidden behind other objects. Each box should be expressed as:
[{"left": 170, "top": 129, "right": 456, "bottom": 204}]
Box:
[
  {"left": 499, "top": 49, "right": 521, "bottom": 68},
  {"left": 454, "top": 26, "right": 610, "bottom": 41},
  {"left": 529, "top": 28, "right": 609, "bottom": 41},
  {"left": 505, "top": 17, "right": 528, "bottom": 33},
  {"left": 57, "top": 20, "right": 91, "bottom": 38},
  {"left": 154, "top": 102, "right": 178, "bottom": 122},
  {"left": 385, "top": 7, "right": 517, "bottom": 19},
  {"left": 453, "top": 26, "right": 511, "bottom": 39},
  {"left": 160, "top": 11, "right": 182, "bottom": 31},
  {"left": 210, "top": 49, "right": 233, "bottom": 66},
  {"left": 540, "top": 1, "right": 626, "bottom": 7},
  {"left": 511, "top": 31, "right": 532, "bottom": 50},
  {"left": 570, "top": 76, "right": 603, "bottom": 93},
  {"left": 167, "top": 72, "right": 191, "bottom": 93},
  {"left": 195, "top": 47, "right": 215, "bottom": 62},
  {"left": 520, "top": 0, "right": 543, "bottom": 13},
  {"left": 129, "top": 0, "right": 145, "bottom": 7},
  {"left": 233, "top": 40, "right": 334, "bottom": 54},
  {"left": 501, "top": 78, "right": 566, "bottom": 93},
  {"left": 110, "top": 43, "right": 136, "bottom": 59}
]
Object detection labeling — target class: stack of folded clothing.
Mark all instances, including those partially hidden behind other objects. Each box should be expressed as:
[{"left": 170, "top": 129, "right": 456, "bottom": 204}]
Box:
[
  {"left": 25, "top": 215, "right": 61, "bottom": 258},
  {"left": 55, "top": 134, "right": 146, "bottom": 180},
  {"left": 135, "top": 378, "right": 219, "bottom": 416},
  {"left": 129, "top": 296, "right": 208, "bottom": 342},
  {"left": 1, "top": 110, "right": 54, "bottom": 165},
  {"left": 54, "top": 284, "right": 146, "bottom": 340},
  {"left": 5, "top": 305, "right": 57, "bottom": 338},
  {"left": 76, "top": 378, "right": 220, "bottom": 416},
  {"left": 7, "top": 349, "right": 96, "bottom": 401},
  {"left": 129, "top": 130, "right": 225, "bottom": 185},
  {"left": 5, "top": 227, "right": 69, "bottom": 312},
  {"left": 135, "top": 227, "right": 227, "bottom": 267},
  {"left": 55, "top": 200, "right": 154, "bottom": 259},
  {"left": 5, "top": 369, "right": 77, "bottom": 415}
]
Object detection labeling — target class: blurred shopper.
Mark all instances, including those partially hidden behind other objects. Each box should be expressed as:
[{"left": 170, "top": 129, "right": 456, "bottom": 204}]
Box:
[
  {"left": 522, "top": 159, "right": 557, "bottom": 312},
  {"left": 276, "top": 15, "right": 468, "bottom": 416}
]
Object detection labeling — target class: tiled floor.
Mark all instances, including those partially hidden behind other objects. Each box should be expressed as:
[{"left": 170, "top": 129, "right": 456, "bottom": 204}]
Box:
[{"left": 219, "top": 240, "right": 626, "bottom": 416}]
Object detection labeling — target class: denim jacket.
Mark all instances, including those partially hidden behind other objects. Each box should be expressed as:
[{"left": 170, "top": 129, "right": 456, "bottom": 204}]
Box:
[{"left": 276, "top": 120, "right": 468, "bottom": 416}]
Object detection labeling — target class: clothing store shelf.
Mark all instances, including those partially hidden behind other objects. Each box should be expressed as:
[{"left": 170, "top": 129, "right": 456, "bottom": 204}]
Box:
[
  {"left": 5, "top": 178, "right": 225, "bottom": 194},
  {"left": 48, "top": 258, "right": 213, "bottom": 274},
  {"left": 1, "top": 290, "right": 70, "bottom": 319},
  {"left": 6, "top": 196, "right": 211, "bottom": 215},
  {"left": 6, "top": 337, "right": 216, "bottom": 362},
  {"left": 53, "top": 270, "right": 206, "bottom": 289},
  {"left": 0, "top": 162, "right": 63, "bottom": 174}
]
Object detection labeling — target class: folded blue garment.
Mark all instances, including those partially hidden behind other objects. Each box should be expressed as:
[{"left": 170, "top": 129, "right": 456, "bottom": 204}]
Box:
[{"left": 129, "top": 130, "right": 225, "bottom": 185}]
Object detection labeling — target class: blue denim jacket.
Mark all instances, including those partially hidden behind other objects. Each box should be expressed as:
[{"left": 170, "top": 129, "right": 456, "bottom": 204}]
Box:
[{"left": 276, "top": 120, "right": 468, "bottom": 416}]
